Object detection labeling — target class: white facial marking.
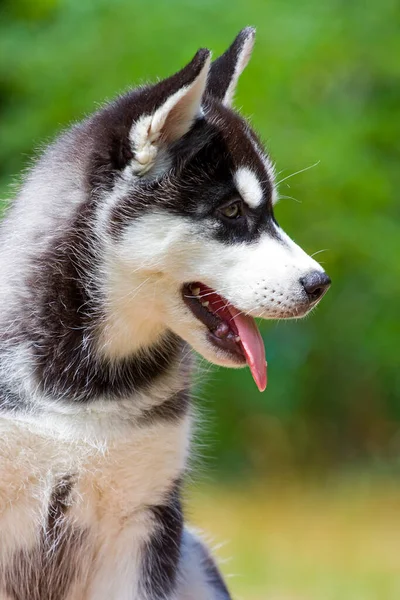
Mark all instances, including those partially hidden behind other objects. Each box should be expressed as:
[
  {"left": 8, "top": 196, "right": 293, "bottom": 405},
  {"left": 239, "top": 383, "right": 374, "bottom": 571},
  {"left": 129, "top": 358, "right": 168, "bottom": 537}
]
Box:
[
  {"left": 263, "top": 157, "right": 278, "bottom": 204},
  {"left": 106, "top": 211, "right": 326, "bottom": 368},
  {"left": 234, "top": 167, "right": 263, "bottom": 208},
  {"left": 245, "top": 134, "right": 278, "bottom": 205}
]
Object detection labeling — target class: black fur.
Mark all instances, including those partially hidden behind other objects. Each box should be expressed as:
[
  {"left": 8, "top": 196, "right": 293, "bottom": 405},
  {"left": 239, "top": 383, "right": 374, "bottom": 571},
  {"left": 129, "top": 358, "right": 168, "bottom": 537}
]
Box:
[
  {"left": 4, "top": 199, "right": 184, "bottom": 403},
  {"left": 108, "top": 101, "right": 277, "bottom": 246},
  {"left": 87, "top": 48, "right": 211, "bottom": 192},
  {"left": 140, "top": 481, "right": 183, "bottom": 599},
  {"left": 138, "top": 390, "right": 190, "bottom": 425},
  {"left": 207, "top": 27, "right": 255, "bottom": 102},
  {"left": 4, "top": 477, "right": 87, "bottom": 600},
  {"left": 0, "top": 382, "right": 24, "bottom": 412},
  {"left": 0, "top": 31, "right": 275, "bottom": 403},
  {"left": 0, "top": 28, "right": 274, "bottom": 599}
]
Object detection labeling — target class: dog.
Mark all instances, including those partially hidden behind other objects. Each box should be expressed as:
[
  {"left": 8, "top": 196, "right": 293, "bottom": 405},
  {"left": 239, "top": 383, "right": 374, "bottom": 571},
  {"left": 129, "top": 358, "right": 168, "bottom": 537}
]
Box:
[{"left": 0, "top": 27, "right": 330, "bottom": 599}]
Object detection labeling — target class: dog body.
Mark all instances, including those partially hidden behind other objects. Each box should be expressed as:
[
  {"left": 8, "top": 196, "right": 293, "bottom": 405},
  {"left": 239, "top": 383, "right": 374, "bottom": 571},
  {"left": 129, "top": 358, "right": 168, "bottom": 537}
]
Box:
[{"left": 0, "top": 29, "right": 329, "bottom": 599}]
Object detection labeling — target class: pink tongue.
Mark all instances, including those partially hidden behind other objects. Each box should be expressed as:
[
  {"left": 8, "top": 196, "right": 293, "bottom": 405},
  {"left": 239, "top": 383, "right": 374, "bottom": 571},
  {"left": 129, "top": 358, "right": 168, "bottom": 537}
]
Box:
[{"left": 229, "top": 307, "right": 267, "bottom": 392}]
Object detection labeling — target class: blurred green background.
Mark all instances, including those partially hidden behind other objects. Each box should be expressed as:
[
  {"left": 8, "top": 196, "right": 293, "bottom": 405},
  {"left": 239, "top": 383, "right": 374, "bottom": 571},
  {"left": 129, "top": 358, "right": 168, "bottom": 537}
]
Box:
[{"left": 1, "top": 0, "right": 399, "bottom": 597}]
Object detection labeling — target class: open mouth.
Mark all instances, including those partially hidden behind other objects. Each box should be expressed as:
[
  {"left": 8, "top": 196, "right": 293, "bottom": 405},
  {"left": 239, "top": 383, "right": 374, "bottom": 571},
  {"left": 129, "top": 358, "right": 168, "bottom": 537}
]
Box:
[{"left": 182, "top": 282, "right": 267, "bottom": 391}]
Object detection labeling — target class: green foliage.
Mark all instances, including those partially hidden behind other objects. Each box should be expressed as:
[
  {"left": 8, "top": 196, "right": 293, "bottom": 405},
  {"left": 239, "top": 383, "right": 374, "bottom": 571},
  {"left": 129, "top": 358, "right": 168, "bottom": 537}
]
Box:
[{"left": 0, "top": 0, "right": 398, "bottom": 475}]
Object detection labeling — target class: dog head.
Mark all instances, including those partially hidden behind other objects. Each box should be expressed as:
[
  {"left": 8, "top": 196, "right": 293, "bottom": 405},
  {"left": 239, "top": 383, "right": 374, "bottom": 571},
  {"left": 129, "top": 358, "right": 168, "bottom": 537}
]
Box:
[{"left": 90, "top": 28, "right": 330, "bottom": 390}]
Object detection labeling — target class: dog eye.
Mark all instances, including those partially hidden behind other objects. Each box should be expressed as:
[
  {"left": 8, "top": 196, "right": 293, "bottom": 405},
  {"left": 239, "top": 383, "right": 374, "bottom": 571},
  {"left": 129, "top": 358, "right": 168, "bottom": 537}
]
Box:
[{"left": 220, "top": 201, "right": 243, "bottom": 219}]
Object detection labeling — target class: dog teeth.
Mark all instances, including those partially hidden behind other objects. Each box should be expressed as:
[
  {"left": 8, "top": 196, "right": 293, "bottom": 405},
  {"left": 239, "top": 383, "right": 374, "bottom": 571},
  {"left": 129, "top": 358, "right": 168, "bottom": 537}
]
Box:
[
  {"left": 201, "top": 301, "right": 209, "bottom": 308},
  {"left": 191, "top": 286, "right": 200, "bottom": 296},
  {"left": 235, "top": 336, "right": 241, "bottom": 343}
]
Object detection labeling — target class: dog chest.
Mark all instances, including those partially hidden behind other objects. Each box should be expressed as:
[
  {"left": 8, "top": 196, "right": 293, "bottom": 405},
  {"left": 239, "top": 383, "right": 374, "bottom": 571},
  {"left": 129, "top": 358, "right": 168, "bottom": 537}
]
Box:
[{"left": 0, "top": 415, "right": 190, "bottom": 556}]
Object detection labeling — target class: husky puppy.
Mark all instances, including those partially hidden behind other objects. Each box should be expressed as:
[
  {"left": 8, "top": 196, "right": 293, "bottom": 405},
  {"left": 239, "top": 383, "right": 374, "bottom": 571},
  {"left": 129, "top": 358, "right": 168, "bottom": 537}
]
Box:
[{"left": 0, "top": 28, "right": 330, "bottom": 600}]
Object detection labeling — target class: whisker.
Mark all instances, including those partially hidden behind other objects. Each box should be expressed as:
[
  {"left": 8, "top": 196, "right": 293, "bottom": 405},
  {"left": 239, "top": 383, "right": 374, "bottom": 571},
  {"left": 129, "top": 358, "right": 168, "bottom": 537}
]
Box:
[
  {"left": 276, "top": 161, "right": 320, "bottom": 187},
  {"left": 183, "top": 286, "right": 251, "bottom": 301},
  {"left": 311, "top": 248, "right": 329, "bottom": 258},
  {"left": 277, "top": 194, "right": 302, "bottom": 204}
]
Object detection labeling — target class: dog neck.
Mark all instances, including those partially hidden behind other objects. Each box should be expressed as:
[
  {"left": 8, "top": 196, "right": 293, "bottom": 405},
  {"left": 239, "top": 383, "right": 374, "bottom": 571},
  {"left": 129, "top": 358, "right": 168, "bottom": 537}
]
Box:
[
  {"left": 98, "top": 256, "right": 168, "bottom": 360},
  {"left": 0, "top": 207, "right": 189, "bottom": 425}
]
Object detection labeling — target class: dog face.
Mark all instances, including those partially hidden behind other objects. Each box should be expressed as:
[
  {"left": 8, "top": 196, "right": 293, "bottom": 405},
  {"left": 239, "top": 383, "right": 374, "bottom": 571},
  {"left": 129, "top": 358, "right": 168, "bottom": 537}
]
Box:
[{"left": 92, "top": 28, "right": 330, "bottom": 390}]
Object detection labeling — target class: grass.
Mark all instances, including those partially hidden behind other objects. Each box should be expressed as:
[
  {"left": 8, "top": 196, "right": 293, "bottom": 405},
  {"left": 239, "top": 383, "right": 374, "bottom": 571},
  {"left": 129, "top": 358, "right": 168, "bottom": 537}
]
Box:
[{"left": 187, "top": 475, "right": 400, "bottom": 600}]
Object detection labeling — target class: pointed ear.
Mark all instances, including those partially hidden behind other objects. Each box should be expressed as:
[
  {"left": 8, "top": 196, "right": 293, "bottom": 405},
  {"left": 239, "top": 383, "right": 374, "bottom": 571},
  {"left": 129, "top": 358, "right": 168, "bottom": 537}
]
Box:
[
  {"left": 130, "top": 49, "right": 211, "bottom": 175},
  {"left": 207, "top": 27, "right": 255, "bottom": 107}
]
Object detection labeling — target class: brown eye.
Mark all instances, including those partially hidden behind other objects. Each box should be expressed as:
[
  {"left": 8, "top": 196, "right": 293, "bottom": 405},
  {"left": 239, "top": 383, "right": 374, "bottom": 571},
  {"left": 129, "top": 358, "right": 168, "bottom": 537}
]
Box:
[{"left": 220, "top": 201, "right": 243, "bottom": 219}]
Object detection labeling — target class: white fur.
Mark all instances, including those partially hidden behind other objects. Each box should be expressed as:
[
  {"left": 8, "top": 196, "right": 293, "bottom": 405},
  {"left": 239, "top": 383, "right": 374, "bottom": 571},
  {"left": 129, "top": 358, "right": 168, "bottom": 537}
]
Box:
[
  {"left": 0, "top": 132, "right": 88, "bottom": 323},
  {"left": 0, "top": 31, "right": 328, "bottom": 598},
  {"left": 129, "top": 55, "right": 211, "bottom": 176},
  {"left": 246, "top": 133, "right": 278, "bottom": 205},
  {"left": 0, "top": 129, "right": 323, "bottom": 600},
  {"left": 102, "top": 211, "right": 324, "bottom": 370},
  {"left": 0, "top": 412, "right": 191, "bottom": 598},
  {"left": 223, "top": 30, "right": 255, "bottom": 106},
  {"left": 234, "top": 167, "right": 263, "bottom": 208}
]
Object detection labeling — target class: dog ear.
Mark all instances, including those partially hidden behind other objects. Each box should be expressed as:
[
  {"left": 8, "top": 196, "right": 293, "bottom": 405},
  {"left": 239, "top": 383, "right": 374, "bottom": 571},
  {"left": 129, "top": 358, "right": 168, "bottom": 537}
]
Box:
[
  {"left": 130, "top": 49, "right": 211, "bottom": 175},
  {"left": 207, "top": 27, "right": 255, "bottom": 107}
]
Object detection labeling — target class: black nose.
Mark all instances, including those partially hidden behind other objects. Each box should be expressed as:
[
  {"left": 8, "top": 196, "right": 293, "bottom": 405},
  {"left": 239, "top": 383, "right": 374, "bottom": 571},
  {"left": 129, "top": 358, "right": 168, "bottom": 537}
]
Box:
[{"left": 300, "top": 271, "right": 331, "bottom": 303}]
